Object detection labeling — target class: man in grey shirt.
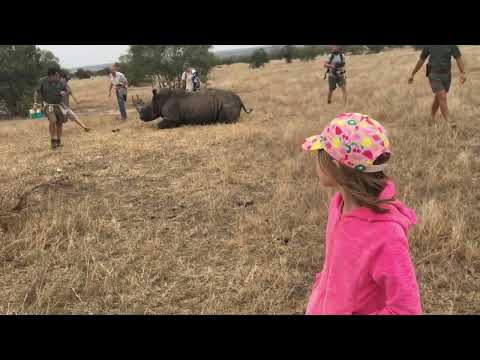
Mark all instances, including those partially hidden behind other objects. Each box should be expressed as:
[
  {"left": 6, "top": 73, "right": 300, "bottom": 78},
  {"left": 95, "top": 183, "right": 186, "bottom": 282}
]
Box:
[{"left": 409, "top": 45, "right": 466, "bottom": 126}]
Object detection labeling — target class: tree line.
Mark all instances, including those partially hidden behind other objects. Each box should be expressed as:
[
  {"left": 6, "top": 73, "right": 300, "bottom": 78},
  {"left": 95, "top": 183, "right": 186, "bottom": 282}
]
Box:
[
  {"left": 235, "top": 45, "right": 410, "bottom": 69},
  {"left": 0, "top": 45, "right": 420, "bottom": 117}
]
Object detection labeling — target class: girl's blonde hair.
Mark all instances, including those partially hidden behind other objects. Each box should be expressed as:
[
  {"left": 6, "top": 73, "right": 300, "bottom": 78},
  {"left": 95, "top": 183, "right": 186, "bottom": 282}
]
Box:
[{"left": 317, "top": 149, "right": 394, "bottom": 213}]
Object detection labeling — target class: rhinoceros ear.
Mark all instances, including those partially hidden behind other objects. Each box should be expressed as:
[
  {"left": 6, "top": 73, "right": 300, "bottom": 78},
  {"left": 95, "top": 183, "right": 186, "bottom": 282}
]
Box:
[{"left": 133, "top": 95, "right": 144, "bottom": 111}]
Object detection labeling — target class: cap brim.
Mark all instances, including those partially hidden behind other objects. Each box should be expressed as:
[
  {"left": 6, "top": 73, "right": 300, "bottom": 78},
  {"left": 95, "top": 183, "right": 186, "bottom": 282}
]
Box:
[{"left": 302, "top": 135, "right": 326, "bottom": 152}]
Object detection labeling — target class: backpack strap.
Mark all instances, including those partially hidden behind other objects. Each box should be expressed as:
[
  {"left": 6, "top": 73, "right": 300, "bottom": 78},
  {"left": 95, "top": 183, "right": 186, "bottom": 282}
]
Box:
[
  {"left": 341, "top": 53, "right": 346, "bottom": 78},
  {"left": 324, "top": 53, "right": 334, "bottom": 80}
]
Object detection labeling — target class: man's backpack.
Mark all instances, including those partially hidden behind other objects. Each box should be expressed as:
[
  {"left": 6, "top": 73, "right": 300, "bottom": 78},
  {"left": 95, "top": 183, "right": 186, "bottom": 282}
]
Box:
[
  {"left": 192, "top": 70, "right": 201, "bottom": 91},
  {"left": 324, "top": 53, "right": 346, "bottom": 80}
]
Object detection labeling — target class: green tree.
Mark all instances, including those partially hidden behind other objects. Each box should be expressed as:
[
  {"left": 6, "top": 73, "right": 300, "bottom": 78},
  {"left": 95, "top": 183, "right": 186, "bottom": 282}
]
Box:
[
  {"left": 283, "top": 45, "right": 295, "bottom": 64},
  {"left": 37, "top": 50, "right": 71, "bottom": 79},
  {"left": 74, "top": 68, "right": 92, "bottom": 79},
  {"left": 38, "top": 49, "right": 60, "bottom": 72},
  {"left": 366, "top": 45, "right": 386, "bottom": 54},
  {"left": 299, "top": 46, "right": 318, "bottom": 62},
  {"left": 0, "top": 45, "right": 52, "bottom": 116},
  {"left": 95, "top": 67, "right": 111, "bottom": 76},
  {"left": 78, "top": 68, "right": 95, "bottom": 79},
  {"left": 61, "top": 68, "right": 74, "bottom": 79},
  {"left": 119, "top": 45, "right": 216, "bottom": 87},
  {"left": 249, "top": 48, "right": 269, "bottom": 69},
  {"left": 223, "top": 57, "right": 235, "bottom": 65}
]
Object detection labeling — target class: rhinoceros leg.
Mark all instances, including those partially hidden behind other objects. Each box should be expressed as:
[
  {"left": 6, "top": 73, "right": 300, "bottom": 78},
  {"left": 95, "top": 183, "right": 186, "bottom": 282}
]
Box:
[
  {"left": 220, "top": 104, "right": 241, "bottom": 124},
  {"left": 157, "top": 117, "right": 180, "bottom": 129}
]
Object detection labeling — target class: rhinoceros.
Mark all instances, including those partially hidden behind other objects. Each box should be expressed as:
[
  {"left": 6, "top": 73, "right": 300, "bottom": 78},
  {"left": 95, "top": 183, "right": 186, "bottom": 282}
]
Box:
[{"left": 132, "top": 88, "right": 253, "bottom": 129}]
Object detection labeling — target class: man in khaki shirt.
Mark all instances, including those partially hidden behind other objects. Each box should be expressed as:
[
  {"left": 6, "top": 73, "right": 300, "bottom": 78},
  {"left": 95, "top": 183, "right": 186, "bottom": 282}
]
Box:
[{"left": 34, "top": 67, "right": 68, "bottom": 150}]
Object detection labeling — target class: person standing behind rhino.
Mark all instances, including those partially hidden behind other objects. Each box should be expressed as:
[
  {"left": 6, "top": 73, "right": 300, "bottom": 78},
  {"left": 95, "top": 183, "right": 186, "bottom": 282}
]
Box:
[
  {"left": 181, "top": 63, "right": 201, "bottom": 92},
  {"left": 108, "top": 63, "right": 129, "bottom": 120},
  {"left": 324, "top": 45, "right": 347, "bottom": 106}
]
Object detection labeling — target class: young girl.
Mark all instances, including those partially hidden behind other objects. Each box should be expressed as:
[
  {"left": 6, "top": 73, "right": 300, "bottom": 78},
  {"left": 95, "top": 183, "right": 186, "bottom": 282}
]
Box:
[
  {"left": 60, "top": 73, "right": 91, "bottom": 132},
  {"left": 302, "top": 112, "right": 422, "bottom": 315}
]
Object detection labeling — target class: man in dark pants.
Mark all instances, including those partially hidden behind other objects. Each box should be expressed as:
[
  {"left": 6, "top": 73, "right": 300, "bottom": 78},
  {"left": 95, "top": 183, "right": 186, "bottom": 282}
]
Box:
[
  {"left": 34, "top": 67, "right": 68, "bottom": 150},
  {"left": 409, "top": 45, "right": 466, "bottom": 126},
  {"left": 108, "top": 63, "right": 129, "bottom": 120}
]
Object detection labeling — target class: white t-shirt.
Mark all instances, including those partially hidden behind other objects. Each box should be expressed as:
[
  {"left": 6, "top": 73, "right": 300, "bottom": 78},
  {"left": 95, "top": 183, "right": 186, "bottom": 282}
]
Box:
[
  {"left": 326, "top": 54, "right": 346, "bottom": 78},
  {"left": 181, "top": 69, "right": 196, "bottom": 92},
  {"left": 110, "top": 71, "right": 128, "bottom": 87}
]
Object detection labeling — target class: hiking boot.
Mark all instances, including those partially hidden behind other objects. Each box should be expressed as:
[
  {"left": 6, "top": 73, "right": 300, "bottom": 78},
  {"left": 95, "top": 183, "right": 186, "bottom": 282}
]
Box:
[{"left": 51, "top": 139, "right": 58, "bottom": 150}]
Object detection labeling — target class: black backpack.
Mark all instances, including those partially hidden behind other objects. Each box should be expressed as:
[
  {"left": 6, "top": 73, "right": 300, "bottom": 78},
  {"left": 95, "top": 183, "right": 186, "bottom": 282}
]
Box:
[
  {"left": 324, "top": 53, "right": 346, "bottom": 80},
  {"left": 192, "top": 70, "right": 201, "bottom": 91}
]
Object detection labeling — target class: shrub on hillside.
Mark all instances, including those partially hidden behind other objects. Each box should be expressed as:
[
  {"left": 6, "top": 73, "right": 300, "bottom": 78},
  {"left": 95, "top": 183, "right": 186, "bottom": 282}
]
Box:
[
  {"left": 283, "top": 45, "right": 296, "bottom": 64},
  {"left": 0, "top": 45, "right": 63, "bottom": 116},
  {"left": 249, "top": 48, "right": 269, "bottom": 69},
  {"left": 75, "top": 68, "right": 93, "bottom": 79}
]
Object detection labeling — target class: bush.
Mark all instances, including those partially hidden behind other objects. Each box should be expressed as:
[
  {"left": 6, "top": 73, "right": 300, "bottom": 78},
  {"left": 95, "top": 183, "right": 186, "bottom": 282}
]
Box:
[
  {"left": 249, "top": 48, "right": 269, "bottom": 69},
  {"left": 366, "top": 45, "right": 386, "bottom": 54},
  {"left": 119, "top": 45, "right": 217, "bottom": 87},
  {"left": 95, "top": 67, "right": 111, "bottom": 76},
  {"left": 75, "top": 68, "right": 92, "bottom": 79},
  {"left": 343, "top": 45, "right": 365, "bottom": 55},
  {"left": 298, "top": 46, "right": 318, "bottom": 62},
  {"left": 0, "top": 45, "right": 59, "bottom": 116},
  {"left": 283, "top": 45, "right": 296, "bottom": 64}
]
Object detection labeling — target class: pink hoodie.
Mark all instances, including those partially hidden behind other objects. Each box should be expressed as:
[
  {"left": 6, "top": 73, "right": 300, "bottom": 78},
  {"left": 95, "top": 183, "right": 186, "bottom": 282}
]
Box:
[{"left": 306, "top": 181, "right": 422, "bottom": 315}]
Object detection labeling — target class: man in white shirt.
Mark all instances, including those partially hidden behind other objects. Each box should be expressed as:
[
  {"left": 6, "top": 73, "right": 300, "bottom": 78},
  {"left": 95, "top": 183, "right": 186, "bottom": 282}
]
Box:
[
  {"left": 324, "top": 45, "right": 347, "bottom": 105},
  {"left": 108, "top": 63, "right": 129, "bottom": 120}
]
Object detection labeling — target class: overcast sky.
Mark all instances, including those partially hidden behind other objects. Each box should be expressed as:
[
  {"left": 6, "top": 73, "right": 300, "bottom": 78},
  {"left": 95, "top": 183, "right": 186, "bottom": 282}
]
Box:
[{"left": 37, "top": 45, "right": 270, "bottom": 68}]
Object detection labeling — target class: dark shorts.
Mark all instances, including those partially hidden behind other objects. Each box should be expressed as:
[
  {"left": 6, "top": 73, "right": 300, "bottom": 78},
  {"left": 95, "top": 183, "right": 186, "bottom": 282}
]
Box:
[
  {"left": 44, "top": 104, "right": 67, "bottom": 124},
  {"left": 428, "top": 73, "right": 451, "bottom": 93},
  {"left": 328, "top": 75, "right": 346, "bottom": 92}
]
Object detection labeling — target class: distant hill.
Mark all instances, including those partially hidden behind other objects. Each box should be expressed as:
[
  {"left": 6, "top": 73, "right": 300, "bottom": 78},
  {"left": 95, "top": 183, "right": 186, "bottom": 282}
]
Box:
[
  {"left": 214, "top": 45, "right": 308, "bottom": 59},
  {"left": 69, "top": 63, "right": 113, "bottom": 72}
]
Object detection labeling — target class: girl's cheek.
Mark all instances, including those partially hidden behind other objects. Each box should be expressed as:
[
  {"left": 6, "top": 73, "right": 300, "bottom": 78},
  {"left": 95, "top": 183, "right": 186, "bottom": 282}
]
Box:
[
  {"left": 316, "top": 161, "right": 336, "bottom": 188},
  {"left": 319, "top": 175, "right": 336, "bottom": 188}
]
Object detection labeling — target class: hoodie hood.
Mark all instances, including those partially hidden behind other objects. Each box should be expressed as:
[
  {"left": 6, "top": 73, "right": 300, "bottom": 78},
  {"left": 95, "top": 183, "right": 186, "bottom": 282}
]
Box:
[{"left": 339, "top": 181, "right": 417, "bottom": 235}]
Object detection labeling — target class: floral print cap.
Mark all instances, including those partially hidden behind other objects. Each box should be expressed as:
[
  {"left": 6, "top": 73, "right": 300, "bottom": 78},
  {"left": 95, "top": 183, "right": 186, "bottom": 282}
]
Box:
[{"left": 302, "top": 113, "right": 391, "bottom": 173}]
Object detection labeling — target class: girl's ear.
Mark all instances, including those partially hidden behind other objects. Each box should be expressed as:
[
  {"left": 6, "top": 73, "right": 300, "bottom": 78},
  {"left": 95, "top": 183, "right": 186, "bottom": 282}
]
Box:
[{"left": 331, "top": 159, "right": 341, "bottom": 168}]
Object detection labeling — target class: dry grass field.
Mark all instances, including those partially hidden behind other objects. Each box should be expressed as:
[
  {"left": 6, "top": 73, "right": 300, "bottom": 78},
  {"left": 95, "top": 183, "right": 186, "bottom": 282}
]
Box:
[{"left": 1, "top": 47, "right": 479, "bottom": 314}]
